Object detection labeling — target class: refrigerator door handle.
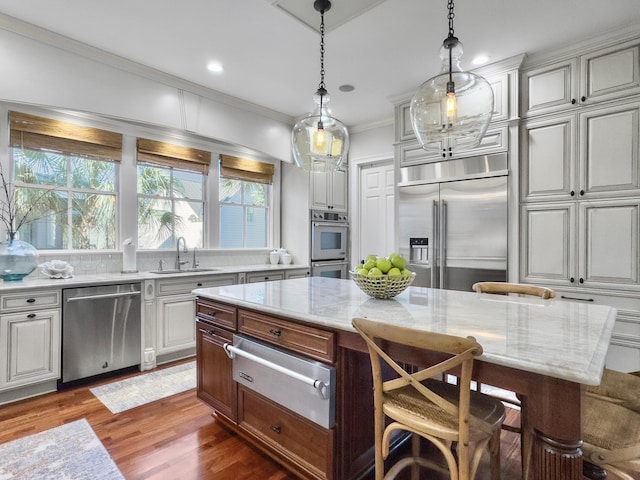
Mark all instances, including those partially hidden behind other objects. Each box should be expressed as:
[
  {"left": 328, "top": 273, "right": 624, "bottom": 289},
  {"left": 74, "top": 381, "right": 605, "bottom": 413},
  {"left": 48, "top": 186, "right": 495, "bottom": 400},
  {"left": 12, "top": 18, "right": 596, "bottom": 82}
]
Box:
[
  {"left": 431, "top": 200, "right": 438, "bottom": 289},
  {"left": 440, "top": 200, "right": 447, "bottom": 288}
]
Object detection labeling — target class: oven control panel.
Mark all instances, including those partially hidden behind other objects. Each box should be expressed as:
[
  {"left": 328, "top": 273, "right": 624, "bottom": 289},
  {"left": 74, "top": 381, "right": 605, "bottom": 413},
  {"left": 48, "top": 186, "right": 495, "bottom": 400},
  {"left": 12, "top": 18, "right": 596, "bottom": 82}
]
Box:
[{"left": 311, "top": 210, "right": 348, "bottom": 223}]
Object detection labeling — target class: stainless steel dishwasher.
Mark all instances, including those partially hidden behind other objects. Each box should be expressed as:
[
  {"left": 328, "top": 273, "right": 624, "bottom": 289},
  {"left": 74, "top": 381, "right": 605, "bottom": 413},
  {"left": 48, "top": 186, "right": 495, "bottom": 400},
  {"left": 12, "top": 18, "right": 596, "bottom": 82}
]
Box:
[{"left": 61, "top": 283, "right": 141, "bottom": 384}]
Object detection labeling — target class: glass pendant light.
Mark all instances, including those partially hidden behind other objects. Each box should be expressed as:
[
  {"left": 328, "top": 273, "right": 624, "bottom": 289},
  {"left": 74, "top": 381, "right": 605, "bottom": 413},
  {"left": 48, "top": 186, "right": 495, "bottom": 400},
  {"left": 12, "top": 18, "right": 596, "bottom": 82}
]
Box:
[
  {"left": 410, "top": 0, "right": 494, "bottom": 158},
  {"left": 291, "top": 0, "right": 349, "bottom": 172}
]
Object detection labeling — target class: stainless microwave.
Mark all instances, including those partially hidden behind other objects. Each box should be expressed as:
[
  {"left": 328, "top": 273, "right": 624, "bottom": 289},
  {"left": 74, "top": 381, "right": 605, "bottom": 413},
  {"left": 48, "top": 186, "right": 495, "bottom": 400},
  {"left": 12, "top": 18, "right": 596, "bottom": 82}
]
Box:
[{"left": 311, "top": 221, "right": 348, "bottom": 261}]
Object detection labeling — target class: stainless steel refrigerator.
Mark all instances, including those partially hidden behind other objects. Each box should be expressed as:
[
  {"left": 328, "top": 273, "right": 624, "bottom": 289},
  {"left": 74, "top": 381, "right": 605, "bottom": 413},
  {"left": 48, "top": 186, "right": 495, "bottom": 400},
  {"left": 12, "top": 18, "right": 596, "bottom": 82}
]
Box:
[{"left": 397, "top": 153, "right": 508, "bottom": 291}]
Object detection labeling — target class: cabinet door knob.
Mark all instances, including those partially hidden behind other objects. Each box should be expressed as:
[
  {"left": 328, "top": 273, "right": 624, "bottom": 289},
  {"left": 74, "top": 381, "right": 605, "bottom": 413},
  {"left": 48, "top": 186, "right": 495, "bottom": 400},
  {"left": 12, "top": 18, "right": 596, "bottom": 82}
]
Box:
[
  {"left": 579, "top": 277, "right": 584, "bottom": 284},
  {"left": 570, "top": 277, "right": 575, "bottom": 283},
  {"left": 570, "top": 190, "right": 575, "bottom": 196},
  {"left": 571, "top": 98, "right": 576, "bottom": 104},
  {"left": 579, "top": 189, "right": 585, "bottom": 196},
  {"left": 581, "top": 96, "right": 586, "bottom": 102}
]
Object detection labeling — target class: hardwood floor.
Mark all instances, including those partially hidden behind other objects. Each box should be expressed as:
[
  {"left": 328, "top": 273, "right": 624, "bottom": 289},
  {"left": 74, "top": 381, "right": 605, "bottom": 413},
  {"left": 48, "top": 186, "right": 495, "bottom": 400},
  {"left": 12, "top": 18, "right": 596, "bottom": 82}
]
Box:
[{"left": 0, "top": 360, "right": 606, "bottom": 480}]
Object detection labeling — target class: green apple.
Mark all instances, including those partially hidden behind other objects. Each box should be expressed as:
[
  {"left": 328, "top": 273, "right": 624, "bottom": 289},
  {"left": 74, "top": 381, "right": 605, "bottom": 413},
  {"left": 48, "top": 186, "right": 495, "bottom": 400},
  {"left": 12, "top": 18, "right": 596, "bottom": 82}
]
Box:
[
  {"left": 365, "top": 254, "right": 377, "bottom": 263},
  {"left": 387, "top": 267, "right": 402, "bottom": 276},
  {"left": 401, "top": 268, "right": 413, "bottom": 276},
  {"left": 391, "top": 255, "right": 407, "bottom": 270},
  {"left": 376, "top": 257, "right": 392, "bottom": 273},
  {"left": 364, "top": 259, "right": 376, "bottom": 270},
  {"left": 354, "top": 264, "right": 365, "bottom": 271},
  {"left": 367, "top": 267, "right": 383, "bottom": 276},
  {"left": 359, "top": 268, "right": 369, "bottom": 275}
]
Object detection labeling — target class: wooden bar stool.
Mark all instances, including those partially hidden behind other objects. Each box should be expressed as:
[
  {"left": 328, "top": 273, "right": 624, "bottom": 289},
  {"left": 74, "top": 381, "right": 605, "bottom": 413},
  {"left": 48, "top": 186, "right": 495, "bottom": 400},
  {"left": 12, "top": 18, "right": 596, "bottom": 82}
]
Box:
[{"left": 352, "top": 317, "right": 505, "bottom": 480}]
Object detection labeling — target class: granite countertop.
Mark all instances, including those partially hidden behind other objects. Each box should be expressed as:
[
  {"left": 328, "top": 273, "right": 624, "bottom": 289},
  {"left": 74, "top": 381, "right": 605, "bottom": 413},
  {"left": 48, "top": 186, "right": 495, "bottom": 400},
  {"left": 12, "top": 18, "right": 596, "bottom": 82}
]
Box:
[
  {"left": 0, "top": 263, "right": 309, "bottom": 292},
  {"left": 193, "top": 277, "right": 617, "bottom": 386}
]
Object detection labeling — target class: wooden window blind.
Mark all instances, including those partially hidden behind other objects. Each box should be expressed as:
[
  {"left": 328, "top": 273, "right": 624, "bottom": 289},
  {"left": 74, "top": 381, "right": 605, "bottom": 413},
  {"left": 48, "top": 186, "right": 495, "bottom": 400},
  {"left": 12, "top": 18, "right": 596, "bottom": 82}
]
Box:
[
  {"left": 137, "top": 138, "right": 211, "bottom": 175},
  {"left": 9, "top": 111, "right": 123, "bottom": 161},
  {"left": 219, "top": 154, "right": 275, "bottom": 184}
]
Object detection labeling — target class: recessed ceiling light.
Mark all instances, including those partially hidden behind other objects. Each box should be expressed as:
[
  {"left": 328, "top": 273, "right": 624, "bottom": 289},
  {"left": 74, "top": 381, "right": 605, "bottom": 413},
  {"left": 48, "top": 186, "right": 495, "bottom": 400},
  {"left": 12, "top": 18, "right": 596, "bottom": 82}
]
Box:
[
  {"left": 207, "top": 61, "right": 224, "bottom": 73},
  {"left": 472, "top": 54, "right": 490, "bottom": 66},
  {"left": 339, "top": 84, "right": 355, "bottom": 92}
]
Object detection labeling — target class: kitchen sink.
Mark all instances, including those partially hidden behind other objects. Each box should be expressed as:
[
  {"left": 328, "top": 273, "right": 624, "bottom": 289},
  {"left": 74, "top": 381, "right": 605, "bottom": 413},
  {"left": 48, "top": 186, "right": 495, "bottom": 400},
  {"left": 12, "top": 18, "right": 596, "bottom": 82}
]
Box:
[{"left": 150, "top": 268, "right": 219, "bottom": 274}]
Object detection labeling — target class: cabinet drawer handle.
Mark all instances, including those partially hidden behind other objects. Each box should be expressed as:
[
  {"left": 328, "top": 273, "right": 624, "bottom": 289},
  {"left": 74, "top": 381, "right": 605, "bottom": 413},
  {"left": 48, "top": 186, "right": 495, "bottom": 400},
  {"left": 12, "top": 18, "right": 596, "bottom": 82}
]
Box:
[
  {"left": 197, "top": 283, "right": 203, "bottom": 287},
  {"left": 561, "top": 295, "right": 594, "bottom": 302},
  {"left": 269, "top": 329, "right": 282, "bottom": 337},
  {"left": 270, "top": 425, "right": 281, "bottom": 434},
  {"left": 27, "top": 313, "right": 36, "bottom": 318},
  {"left": 26, "top": 298, "right": 36, "bottom": 303}
]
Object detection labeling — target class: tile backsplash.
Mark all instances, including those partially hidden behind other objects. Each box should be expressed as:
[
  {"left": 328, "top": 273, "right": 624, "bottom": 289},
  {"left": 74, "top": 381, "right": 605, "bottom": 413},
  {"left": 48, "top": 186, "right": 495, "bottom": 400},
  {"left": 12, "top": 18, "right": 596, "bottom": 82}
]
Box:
[{"left": 33, "top": 249, "right": 277, "bottom": 278}]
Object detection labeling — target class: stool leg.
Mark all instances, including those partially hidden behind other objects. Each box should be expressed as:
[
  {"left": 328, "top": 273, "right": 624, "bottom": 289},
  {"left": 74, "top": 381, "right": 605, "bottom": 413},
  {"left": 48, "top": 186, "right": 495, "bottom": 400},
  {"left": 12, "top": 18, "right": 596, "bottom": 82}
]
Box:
[
  {"left": 410, "top": 433, "right": 420, "bottom": 480},
  {"left": 489, "top": 430, "right": 501, "bottom": 480}
]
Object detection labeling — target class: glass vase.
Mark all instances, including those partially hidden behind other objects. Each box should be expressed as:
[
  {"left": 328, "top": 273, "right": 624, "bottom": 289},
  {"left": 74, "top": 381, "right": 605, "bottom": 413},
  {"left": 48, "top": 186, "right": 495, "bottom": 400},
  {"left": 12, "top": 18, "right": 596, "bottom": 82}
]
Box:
[{"left": 0, "top": 236, "right": 39, "bottom": 281}]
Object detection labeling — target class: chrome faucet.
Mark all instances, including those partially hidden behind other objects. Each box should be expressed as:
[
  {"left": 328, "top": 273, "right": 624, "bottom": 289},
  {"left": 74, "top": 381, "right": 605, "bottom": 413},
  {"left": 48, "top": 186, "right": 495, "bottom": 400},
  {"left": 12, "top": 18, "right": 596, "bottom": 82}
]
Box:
[
  {"left": 192, "top": 247, "right": 199, "bottom": 269},
  {"left": 175, "top": 237, "right": 189, "bottom": 270}
]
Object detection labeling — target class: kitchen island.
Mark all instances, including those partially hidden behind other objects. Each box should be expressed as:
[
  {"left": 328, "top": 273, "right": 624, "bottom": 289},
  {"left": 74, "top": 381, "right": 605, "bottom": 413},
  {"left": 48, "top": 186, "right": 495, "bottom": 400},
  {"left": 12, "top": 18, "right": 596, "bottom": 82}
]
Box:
[{"left": 193, "top": 277, "right": 616, "bottom": 480}]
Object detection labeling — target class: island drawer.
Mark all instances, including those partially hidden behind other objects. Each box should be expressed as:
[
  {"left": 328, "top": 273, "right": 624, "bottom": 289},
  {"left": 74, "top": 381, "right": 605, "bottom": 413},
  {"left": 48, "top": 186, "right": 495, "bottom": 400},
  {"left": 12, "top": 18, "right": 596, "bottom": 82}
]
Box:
[
  {"left": 1, "top": 290, "right": 60, "bottom": 312},
  {"left": 196, "top": 298, "right": 237, "bottom": 330},
  {"left": 238, "top": 386, "right": 332, "bottom": 480},
  {"left": 238, "top": 309, "right": 335, "bottom": 363}
]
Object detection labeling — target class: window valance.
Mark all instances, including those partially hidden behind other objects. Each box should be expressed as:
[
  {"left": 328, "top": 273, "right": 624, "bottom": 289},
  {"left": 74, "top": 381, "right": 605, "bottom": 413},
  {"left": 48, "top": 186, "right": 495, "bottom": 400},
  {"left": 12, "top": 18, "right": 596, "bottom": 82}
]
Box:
[
  {"left": 137, "top": 138, "right": 211, "bottom": 175},
  {"left": 9, "top": 111, "right": 123, "bottom": 161},
  {"left": 219, "top": 154, "right": 275, "bottom": 184}
]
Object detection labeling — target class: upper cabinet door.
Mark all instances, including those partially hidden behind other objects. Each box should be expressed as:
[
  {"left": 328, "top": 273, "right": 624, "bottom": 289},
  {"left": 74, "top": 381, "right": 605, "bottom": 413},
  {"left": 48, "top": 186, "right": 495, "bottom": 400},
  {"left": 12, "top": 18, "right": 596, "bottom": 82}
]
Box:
[
  {"left": 579, "top": 101, "right": 640, "bottom": 198},
  {"left": 581, "top": 41, "right": 640, "bottom": 104},
  {"left": 521, "top": 114, "right": 576, "bottom": 201},
  {"left": 522, "top": 58, "right": 578, "bottom": 116}
]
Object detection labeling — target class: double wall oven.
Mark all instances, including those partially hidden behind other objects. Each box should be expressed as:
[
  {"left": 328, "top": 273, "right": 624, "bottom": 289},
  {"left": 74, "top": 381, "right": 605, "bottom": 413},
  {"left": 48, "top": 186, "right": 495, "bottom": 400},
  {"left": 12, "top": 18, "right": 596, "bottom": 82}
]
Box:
[{"left": 310, "top": 210, "right": 349, "bottom": 279}]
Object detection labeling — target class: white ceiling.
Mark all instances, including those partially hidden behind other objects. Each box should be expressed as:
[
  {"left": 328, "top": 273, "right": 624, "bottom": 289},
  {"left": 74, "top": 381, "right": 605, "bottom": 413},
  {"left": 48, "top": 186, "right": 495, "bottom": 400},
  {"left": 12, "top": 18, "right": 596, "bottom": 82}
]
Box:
[{"left": 0, "top": 0, "right": 638, "bottom": 129}]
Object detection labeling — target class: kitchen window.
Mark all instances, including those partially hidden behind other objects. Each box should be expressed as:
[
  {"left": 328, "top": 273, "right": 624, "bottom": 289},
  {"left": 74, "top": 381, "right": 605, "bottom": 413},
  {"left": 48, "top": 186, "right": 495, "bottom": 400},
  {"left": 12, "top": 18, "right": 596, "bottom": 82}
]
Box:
[
  {"left": 136, "top": 138, "right": 210, "bottom": 249},
  {"left": 219, "top": 155, "right": 274, "bottom": 248},
  {"left": 9, "top": 111, "right": 121, "bottom": 250}
]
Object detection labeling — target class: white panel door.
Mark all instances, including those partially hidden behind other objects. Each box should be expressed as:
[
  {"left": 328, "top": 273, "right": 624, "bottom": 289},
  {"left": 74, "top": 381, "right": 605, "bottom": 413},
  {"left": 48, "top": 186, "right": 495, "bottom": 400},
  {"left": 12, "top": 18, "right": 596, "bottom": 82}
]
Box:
[
  {"left": 522, "top": 115, "right": 576, "bottom": 200},
  {"left": 0, "top": 310, "right": 60, "bottom": 389},
  {"left": 580, "top": 102, "right": 640, "bottom": 197},
  {"left": 157, "top": 294, "right": 196, "bottom": 355},
  {"left": 358, "top": 161, "right": 394, "bottom": 263},
  {"left": 579, "top": 200, "right": 639, "bottom": 286},
  {"left": 521, "top": 203, "right": 575, "bottom": 285}
]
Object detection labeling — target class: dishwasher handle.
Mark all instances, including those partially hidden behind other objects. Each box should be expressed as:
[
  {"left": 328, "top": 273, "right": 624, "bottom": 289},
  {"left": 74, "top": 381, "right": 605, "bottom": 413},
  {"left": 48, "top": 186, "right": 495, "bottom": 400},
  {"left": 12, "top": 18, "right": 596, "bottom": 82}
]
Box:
[
  {"left": 223, "top": 342, "right": 330, "bottom": 400},
  {"left": 66, "top": 291, "right": 141, "bottom": 302}
]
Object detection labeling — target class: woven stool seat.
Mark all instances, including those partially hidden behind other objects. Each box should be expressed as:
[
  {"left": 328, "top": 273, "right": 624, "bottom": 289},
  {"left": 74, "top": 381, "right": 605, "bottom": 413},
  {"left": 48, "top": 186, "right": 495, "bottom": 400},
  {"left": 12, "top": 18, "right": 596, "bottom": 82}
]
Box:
[{"left": 582, "top": 395, "right": 640, "bottom": 480}]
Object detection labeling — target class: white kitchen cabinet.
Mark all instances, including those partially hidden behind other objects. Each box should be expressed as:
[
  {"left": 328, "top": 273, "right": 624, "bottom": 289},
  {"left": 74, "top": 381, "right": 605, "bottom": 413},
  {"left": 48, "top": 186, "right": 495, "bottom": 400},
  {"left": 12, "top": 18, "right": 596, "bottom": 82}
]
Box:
[
  {"left": 522, "top": 100, "right": 640, "bottom": 201},
  {"left": 521, "top": 199, "right": 640, "bottom": 289},
  {"left": 522, "top": 38, "right": 640, "bottom": 117},
  {"left": 246, "top": 271, "right": 285, "bottom": 283},
  {"left": 156, "top": 274, "right": 237, "bottom": 359},
  {"left": 0, "top": 310, "right": 60, "bottom": 389},
  {"left": 310, "top": 168, "right": 347, "bottom": 212},
  {"left": 0, "top": 289, "right": 61, "bottom": 390},
  {"left": 285, "top": 268, "right": 310, "bottom": 279}
]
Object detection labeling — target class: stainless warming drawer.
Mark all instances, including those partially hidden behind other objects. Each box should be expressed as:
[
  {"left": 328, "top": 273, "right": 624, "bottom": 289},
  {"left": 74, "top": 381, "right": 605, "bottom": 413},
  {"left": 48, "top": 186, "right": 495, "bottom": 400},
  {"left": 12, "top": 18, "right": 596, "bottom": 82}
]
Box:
[{"left": 225, "top": 334, "right": 335, "bottom": 429}]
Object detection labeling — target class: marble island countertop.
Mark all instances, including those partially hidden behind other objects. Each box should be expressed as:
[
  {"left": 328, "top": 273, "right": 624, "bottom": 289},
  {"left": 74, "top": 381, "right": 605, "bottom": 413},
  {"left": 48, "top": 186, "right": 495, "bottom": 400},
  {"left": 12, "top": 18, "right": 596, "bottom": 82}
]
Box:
[
  {"left": 0, "top": 263, "right": 308, "bottom": 292},
  {"left": 193, "top": 277, "right": 617, "bottom": 386}
]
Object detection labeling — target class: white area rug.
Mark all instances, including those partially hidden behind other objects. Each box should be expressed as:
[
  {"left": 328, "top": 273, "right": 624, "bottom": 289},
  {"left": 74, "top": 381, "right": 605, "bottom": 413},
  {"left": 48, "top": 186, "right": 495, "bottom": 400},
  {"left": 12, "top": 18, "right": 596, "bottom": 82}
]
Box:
[
  {"left": 90, "top": 361, "right": 196, "bottom": 414},
  {"left": 0, "top": 418, "right": 124, "bottom": 479}
]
